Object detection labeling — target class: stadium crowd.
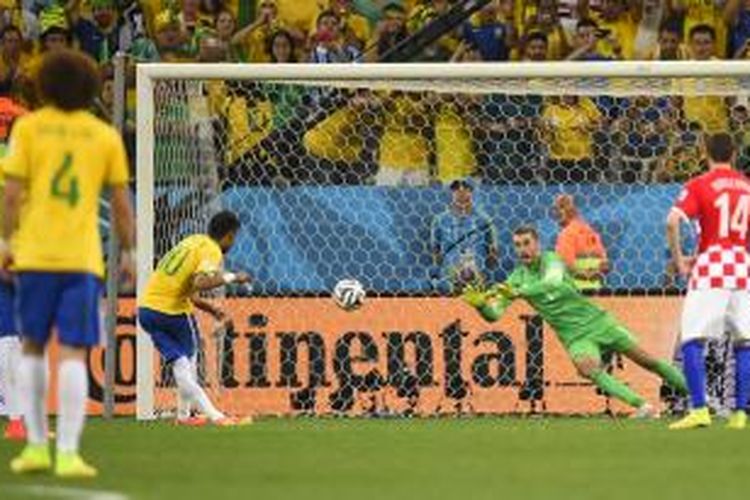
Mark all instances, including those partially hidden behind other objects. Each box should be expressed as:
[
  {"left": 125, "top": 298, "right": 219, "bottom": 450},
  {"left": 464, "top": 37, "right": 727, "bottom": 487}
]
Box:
[{"left": 1, "top": 0, "right": 749, "bottom": 185}]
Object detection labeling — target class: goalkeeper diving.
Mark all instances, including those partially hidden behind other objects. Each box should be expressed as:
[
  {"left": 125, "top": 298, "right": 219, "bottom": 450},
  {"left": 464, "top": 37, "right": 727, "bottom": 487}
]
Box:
[{"left": 463, "top": 225, "right": 687, "bottom": 415}]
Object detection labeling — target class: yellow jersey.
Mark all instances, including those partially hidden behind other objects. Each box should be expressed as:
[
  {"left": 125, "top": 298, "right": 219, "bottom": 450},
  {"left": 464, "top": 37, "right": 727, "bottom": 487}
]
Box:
[
  {"left": 683, "top": 95, "right": 729, "bottom": 133},
  {"left": 304, "top": 107, "right": 363, "bottom": 163},
  {"left": 542, "top": 98, "right": 601, "bottom": 161},
  {"left": 3, "top": 107, "right": 128, "bottom": 277},
  {"left": 264, "top": 0, "right": 319, "bottom": 35},
  {"left": 379, "top": 94, "right": 430, "bottom": 171},
  {"left": 225, "top": 94, "right": 273, "bottom": 164},
  {"left": 683, "top": 0, "right": 727, "bottom": 57},
  {"left": 593, "top": 13, "right": 637, "bottom": 60},
  {"left": 141, "top": 234, "right": 224, "bottom": 314},
  {"left": 435, "top": 102, "right": 475, "bottom": 182}
]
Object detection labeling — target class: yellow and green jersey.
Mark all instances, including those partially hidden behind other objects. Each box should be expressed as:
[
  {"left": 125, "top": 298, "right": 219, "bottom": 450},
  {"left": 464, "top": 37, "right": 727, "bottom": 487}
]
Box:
[
  {"left": 3, "top": 106, "right": 129, "bottom": 277},
  {"left": 141, "top": 234, "right": 223, "bottom": 315}
]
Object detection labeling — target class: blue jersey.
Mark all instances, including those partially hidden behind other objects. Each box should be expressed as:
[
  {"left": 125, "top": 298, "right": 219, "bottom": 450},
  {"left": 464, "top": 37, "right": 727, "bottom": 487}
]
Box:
[
  {"left": 430, "top": 207, "right": 497, "bottom": 286},
  {"left": 731, "top": 11, "right": 750, "bottom": 55},
  {"left": 460, "top": 21, "right": 509, "bottom": 61}
]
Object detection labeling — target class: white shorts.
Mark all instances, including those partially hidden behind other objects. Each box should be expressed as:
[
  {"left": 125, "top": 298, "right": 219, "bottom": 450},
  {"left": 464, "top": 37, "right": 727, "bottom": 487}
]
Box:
[{"left": 681, "top": 289, "right": 750, "bottom": 342}]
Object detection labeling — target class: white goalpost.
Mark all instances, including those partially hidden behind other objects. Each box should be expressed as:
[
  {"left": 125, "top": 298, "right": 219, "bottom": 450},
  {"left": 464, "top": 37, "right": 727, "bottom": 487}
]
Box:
[{"left": 136, "top": 61, "right": 750, "bottom": 420}]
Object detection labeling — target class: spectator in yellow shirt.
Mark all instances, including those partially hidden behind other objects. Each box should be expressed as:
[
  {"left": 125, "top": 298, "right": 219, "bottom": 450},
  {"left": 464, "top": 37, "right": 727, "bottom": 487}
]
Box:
[
  {"left": 435, "top": 93, "right": 477, "bottom": 184},
  {"left": 541, "top": 95, "right": 603, "bottom": 183},
  {"left": 19, "top": 6, "right": 72, "bottom": 106},
  {"left": 681, "top": 23, "right": 729, "bottom": 133},
  {"left": 648, "top": 19, "right": 688, "bottom": 60},
  {"left": 521, "top": 0, "right": 570, "bottom": 60},
  {"left": 566, "top": 18, "right": 622, "bottom": 61},
  {"left": 129, "top": 9, "right": 192, "bottom": 62},
  {"left": 257, "top": 0, "right": 318, "bottom": 36},
  {"left": 408, "top": 0, "right": 459, "bottom": 60},
  {"left": 578, "top": 0, "right": 638, "bottom": 59},
  {"left": 212, "top": 9, "right": 254, "bottom": 62},
  {"left": 375, "top": 92, "right": 431, "bottom": 186},
  {"left": 230, "top": 0, "right": 280, "bottom": 62},
  {"left": 231, "top": 0, "right": 303, "bottom": 62},
  {"left": 669, "top": 0, "right": 728, "bottom": 58},
  {"left": 222, "top": 83, "right": 273, "bottom": 177},
  {"left": 317, "top": 0, "right": 371, "bottom": 51}
]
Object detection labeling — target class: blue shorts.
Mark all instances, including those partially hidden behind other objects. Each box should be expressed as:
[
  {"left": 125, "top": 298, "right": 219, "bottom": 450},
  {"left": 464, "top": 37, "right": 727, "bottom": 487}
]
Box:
[
  {"left": 16, "top": 272, "right": 103, "bottom": 347},
  {"left": 0, "top": 281, "right": 16, "bottom": 337},
  {"left": 138, "top": 307, "right": 198, "bottom": 363}
]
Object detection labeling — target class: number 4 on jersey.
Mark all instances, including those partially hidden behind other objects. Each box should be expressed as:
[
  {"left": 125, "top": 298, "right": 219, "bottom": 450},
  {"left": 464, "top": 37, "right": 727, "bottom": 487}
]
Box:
[
  {"left": 715, "top": 192, "right": 750, "bottom": 240},
  {"left": 51, "top": 152, "right": 80, "bottom": 208}
]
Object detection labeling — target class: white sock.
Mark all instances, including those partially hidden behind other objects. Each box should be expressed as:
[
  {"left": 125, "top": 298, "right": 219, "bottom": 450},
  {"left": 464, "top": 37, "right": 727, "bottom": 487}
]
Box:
[
  {"left": 176, "top": 357, "right": 198, "bottom": 420},
  {"left": 176, "top": 395, "right": 191, "bottom": 420},
  {"left": 173, "top": 357, "right": 223, "bottom": 421},
  {"left": 0, "top": 336, "right": 22, "bottom": 419},
  {"left": 19, "top": 354, "right": 47, "bottom": 445},
  {"left": 56, "top": 359, "right": 87, "bottom": 453}
]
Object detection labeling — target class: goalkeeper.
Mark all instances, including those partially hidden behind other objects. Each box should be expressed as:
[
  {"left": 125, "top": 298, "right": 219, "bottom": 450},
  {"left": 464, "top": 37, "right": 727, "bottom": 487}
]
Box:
[{"left": 463, "top": 225, "right": 687, "bottom": 415}]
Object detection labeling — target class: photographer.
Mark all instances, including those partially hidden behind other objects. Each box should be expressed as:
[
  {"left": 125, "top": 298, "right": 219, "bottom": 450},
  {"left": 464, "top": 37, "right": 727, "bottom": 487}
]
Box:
[{"left": 430, "top": 179, "right": 498, "bottom": 294}]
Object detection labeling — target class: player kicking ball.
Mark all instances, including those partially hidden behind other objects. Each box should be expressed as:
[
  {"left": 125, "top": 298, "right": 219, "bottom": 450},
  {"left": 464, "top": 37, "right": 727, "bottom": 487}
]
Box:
[
  {"left": 139, "top": 211, "right": 251, "bottom": 427},
  {"left": 463, "top": 225, "right": 688, "bottom": 416}
]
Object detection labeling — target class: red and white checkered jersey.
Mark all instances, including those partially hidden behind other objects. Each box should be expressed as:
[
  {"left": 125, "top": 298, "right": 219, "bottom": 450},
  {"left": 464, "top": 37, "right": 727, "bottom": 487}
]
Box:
[
  {"left": 688, "top": 245, "right": 750, "bottom": 290},
  {"left": 673, "top": 167, "right": 750, "bottom": 290}
]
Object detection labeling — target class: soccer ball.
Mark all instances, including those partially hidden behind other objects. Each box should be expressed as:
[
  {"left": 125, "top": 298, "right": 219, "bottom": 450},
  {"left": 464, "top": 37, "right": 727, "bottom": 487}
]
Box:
[{"left": 332, "top": 279, "right": 365, "bottom": 311}]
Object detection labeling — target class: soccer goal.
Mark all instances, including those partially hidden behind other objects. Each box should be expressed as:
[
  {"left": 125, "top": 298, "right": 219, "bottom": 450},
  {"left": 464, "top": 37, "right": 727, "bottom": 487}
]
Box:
[{"left": 135, "top": 61, "right": 750, "bottom": 420}]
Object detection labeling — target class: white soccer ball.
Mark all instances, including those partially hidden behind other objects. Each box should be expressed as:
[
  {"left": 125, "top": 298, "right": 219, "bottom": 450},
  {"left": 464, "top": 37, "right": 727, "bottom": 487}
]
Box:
[{"left": 332, "top": 279, "right": 366, "bottom": 311}]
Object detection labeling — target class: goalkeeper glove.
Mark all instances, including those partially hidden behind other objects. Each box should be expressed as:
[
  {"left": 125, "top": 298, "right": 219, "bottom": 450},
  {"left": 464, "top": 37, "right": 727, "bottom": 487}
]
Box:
[
  {"left": 488, "top": 282, "right": 516, "bottom": 299},
  {"left": 461, "top": 283, "right": 488, "bottom": 308}
]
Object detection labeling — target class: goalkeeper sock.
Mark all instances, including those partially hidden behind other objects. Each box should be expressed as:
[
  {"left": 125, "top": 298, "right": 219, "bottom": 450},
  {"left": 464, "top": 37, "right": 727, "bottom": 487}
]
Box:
[
  {"left": 173, "top": 357, "right": 224, "bottom": 421},
  {"left": 734, "top": 344, "right": 750, "bottom": 412},
  {"left": 57, "top": 358, "right": 87, "bottom": 453},
  {"left": 590, "top": 371, "right": 645, "bottom": 408},
  {"left": 654, "top": 359, "right": 688, "bottom": 395},
  {"left": 681, "top": 340, "right": 707, "bottom": 408}
]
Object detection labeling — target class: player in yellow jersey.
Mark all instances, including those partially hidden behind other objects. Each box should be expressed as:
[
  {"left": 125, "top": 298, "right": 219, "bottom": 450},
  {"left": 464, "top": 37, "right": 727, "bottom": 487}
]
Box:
[
  {"left": 1, "top": 50, "right": 135, "bottom": 478},
  {"left": 139, "top": 211, "right": 251, "bottom": 427}
]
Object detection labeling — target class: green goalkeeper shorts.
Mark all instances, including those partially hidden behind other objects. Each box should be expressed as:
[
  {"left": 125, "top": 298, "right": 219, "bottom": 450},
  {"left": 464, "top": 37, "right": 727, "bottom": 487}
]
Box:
[{"left": 566, "top": 322, "right": 638, "bottom": 362}]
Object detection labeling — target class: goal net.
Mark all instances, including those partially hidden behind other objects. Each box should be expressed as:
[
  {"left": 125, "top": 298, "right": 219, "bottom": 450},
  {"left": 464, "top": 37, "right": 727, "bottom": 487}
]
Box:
[{"left": 136, "top": 62, "right": 750, "bottom": 420}]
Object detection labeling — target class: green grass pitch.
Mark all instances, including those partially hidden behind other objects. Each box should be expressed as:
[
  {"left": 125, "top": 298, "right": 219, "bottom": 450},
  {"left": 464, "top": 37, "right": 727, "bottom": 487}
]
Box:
[{"left": 0, "top": 417, "right": 748, "bottom": 500}]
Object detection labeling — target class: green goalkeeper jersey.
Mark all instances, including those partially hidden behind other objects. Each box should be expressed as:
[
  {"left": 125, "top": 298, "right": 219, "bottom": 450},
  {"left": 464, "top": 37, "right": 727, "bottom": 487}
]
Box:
[{"left": 486, "top": 251, "right": 614, "bottom": 346}]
